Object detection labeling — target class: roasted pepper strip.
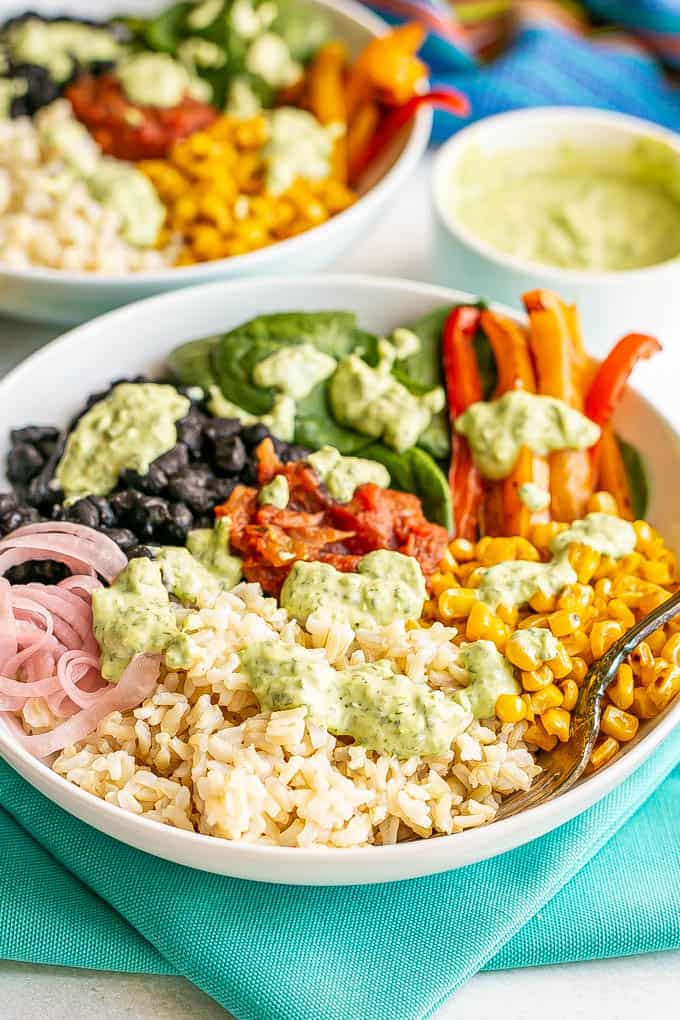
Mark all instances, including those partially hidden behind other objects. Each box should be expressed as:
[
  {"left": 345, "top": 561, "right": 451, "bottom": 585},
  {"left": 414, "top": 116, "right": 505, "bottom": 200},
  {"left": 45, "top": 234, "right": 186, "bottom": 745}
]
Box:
[
  {"left": 348, "top": 88, "right": 470, "bottom": 184},
  {"left": 596, "top": 426, "right": 635, "bottom": 521},
  {"left": 480, "top": 310, "right": 547, "bottom": 537},
  {"left": 442, "top": 306, "right": 483, "bottom": 539},
  {"left": 524, "top": 289, "right": 593, "bottom": 522},
  {"left": 307, "top": 41, "right": 348, "bottom": 183},
  {"left": 345, "top": 22, "right": 427, "bottom": 118},
  {"left": 585, "top": 332, "right": 661, "bottom": 429}
]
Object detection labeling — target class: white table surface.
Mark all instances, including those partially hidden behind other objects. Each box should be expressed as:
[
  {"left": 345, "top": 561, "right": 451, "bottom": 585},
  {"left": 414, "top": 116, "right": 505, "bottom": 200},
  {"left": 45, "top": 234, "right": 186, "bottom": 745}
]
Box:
[{"left": 1, "top": 156, "right": 678, "bottom": 1019}]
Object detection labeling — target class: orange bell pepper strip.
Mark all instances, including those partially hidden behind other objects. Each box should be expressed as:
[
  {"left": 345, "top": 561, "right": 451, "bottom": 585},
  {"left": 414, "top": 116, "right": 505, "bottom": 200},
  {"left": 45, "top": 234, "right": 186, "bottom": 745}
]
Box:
[
  {"left": 347, "top": 101, "right": 380, "bottom": 183},
  {"left": 307, "top": 41, "right": 348, "bottom": 182},
  {"left": 595, "top": 426, "right": 635, "bottom": 521},
  {"left": 523, "top": 289, "right": 594, "bottom": 522},
  {"left": 480, "top": 310, "right": 547, "bottom": 537},
  {"left": 442, "top": 306, "right": 483, "bottom": 540},
  {"left": 345, "top": 23, "right": 426, "bottom": 118}
]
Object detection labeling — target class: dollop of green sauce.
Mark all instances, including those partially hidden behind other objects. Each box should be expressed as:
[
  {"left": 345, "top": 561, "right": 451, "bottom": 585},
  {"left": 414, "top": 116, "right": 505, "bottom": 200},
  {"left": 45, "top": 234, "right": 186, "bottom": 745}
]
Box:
[
  {"left": 518, "top": 483, "right": 551, "bottom": 512},
  {"left": 186, "top": 516, "right": 243, "bottom": 588},
  {"left": 510, "top": 627, "right": 559, "bottom": 665},
  {"left": 93, "top": 557, "right": 180, "bottom": 682},
  {"left": 264, "top": 108, "right": 338, "bottom": 195},
  {"left": 208, "top": 386, "right": 295, "bottom": 441},
  {"left": 259, "top": 474, "right": 290, "bottom": 508},
  {"left": 306, "top": 445, "right": 389, "bottom": 503},
  {"left": 240, "top": 640, "right": 470, "bottom": 758},
  {"left": 280, "top": 550, "right": 426, "bottom": 628},
  {"left": 5, "top": 18, "right": 122, "bottom": 83},
  {"left": 56, "top": 383, "right": 190, "bottom": 503},
  {"left": 252, "top": 343, "right": 337, "bottom": 399},
  {"left": 329, "top": 350, "right": 445, "bottom": 453},
  {"left": 455, "top": 391, "right": 601, "bottom": 480},
  {"left": 550, "top": 512, "right": 636, "bottom": 559},
  {"left": 118, "top": 53, "right": 212, "bottom": 108},
  {"left": 456, "top": 640, "right": 520, "bottom": 719},
  {"left": 478, "top": 513, "right": 636, "bottom": 612},
  {"left": 453, "top": 141, "right": 680, "bottom": 271}
]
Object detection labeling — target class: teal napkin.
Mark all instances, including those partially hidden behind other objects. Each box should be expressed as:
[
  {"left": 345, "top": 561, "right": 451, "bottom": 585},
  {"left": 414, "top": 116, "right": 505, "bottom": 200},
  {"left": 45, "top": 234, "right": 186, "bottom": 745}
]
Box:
[{"left": 1, "top": 734, "right": 679, "bottom": 1020}]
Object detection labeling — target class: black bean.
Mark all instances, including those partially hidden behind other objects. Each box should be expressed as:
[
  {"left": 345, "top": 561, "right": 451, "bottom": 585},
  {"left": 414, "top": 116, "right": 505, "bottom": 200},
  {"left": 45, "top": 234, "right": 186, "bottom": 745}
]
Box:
[
  {"left": 176, "top": 420, "right": 203, "bottom": 458},
  {"left": 27, "top": 474, "right": 61, "bottom": 509},
  {"left": 193, "top": 514, "right": 214, "bottom": 530},
  {"left": 167, "top": 476, "right": 214, "bottom": 514},
  {"left": 203, "top": 418, "right": 241, "bottom": 444},
  {"left": 214, "top": 435, "right": 246, "bottom": 475},
  {"left": 209, "top": 478, "right": 237, "bottom": 503},
  {"left": 110, "top": 490, "right": 137, "bottom": 517},
  {"left": 126, "top": 545, "right": 155, "bottom": 560},
  {"left": 277, "top": 443, "right": 310, "bottom": 463},
  {"left": 6, "top": 560, "right": 69, "bottom": 585},
  {"left": 152, "top": 444, "right": 189, "bottom": 477},
  {"left": 7, "top": 443, "right": 44, "bottom": 483},
  {"left": 120, "top": 462, "right": 168, "bottom": 495},
  {"left": 89, "top": 496, "right": 116, "bottom": 528},
  {"left": 157, "top": 501, "right": 194, "bottom": 543},
  {"left": 10, "top": 425, "right": 60, "bottom": 445},
  {"left": 241, "top": 424, "right": 270, "bottom": 449},
  {"left": 239, "top": 462, "right": 259, "bottom": 486},
  {"left": 100, "top": 527, "right": 138, "bottom": 553},
  {"left": 0, "top": 506, "right": 41, "bottom": 534},
  {"left": 0, "top": 492, "right": 18, "bottom": 516},
  {"left": 59, "top": 497, "right": 101, "bottom": 529}
]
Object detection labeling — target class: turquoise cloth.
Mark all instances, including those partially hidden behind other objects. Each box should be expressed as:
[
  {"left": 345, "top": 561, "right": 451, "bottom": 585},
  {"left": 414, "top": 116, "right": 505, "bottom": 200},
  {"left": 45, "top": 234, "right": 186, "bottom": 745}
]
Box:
[{"left": 0, "top": 730, "right": 679, "bottom": 1019}]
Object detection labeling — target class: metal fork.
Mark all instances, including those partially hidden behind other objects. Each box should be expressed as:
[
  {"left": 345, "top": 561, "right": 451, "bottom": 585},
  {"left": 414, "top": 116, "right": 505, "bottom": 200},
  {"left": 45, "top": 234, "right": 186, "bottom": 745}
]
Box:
[{"left": 495, "top": 587, "right": 680, "bottom": 821}]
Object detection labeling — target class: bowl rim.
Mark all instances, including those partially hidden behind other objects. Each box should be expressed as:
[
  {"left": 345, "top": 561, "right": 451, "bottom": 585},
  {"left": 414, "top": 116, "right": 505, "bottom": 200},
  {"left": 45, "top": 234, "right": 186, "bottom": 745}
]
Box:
[
  {"left": 0, "top": 0, "right": 432, "bottom": 287},
  {"left": 432, "top": 105, "right": 680, "bottom": 284},
  {"left": 0, "top": 270, "right": 678, "bottom": 873}
]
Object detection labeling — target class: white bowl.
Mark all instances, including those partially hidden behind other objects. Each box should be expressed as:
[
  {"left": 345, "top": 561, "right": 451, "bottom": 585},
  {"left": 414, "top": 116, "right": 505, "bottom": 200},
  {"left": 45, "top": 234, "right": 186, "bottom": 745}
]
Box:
[
  {"left": 0, "top": 0, "right": 431, "bottom": 325},
  {"left": 432, "top": 107, "right": 680, "bottom": 354},
  {"left": 0, "top": 273, "right": 679, "bottom": 885}
]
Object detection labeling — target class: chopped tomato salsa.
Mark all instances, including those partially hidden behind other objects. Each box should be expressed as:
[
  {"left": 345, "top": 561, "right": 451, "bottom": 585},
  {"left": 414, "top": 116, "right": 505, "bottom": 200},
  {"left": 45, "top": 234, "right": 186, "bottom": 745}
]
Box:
[
  {"left": 66, "top": 75, "right": 218, "bottom": 160},
  {"left": 216, "top": 439, "right": 448, "bottom": 595}
]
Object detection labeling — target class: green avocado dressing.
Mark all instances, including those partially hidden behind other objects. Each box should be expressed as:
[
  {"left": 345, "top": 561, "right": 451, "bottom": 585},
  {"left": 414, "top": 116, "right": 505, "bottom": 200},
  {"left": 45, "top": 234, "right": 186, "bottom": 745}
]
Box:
[
  {"left": 329, "top": 350, "right": 445, "bottom": 454},
  {"left": 264, "top": 108, "right": 338, "bottom": 195},
  {"left": 280, "top": 550, "right": 426, "bottom": 628},
  {"left": 208, "top": 386, "right": 295, "bottom": 441},
  {"left": 246, "top": 35, "right": 301, "bottom": 91},
  {"left": 259, "top": 474, "right": 289, "bottom": 508},
  {"left": 252, "top": 343, "right": 337, "bottom": 399},
  {"left": 455, "top": 391, "right": 601, "bottom": 480},
  {"left": 452, "top": 141, "right": 680, "bottom": 271},
  {"left": 550, "top": 512, "right": 636, "bottom": 558},
  {"left": 56, "top": 383, "right": 190, "bottom": 503},
  {"left": 456, "top": 640, "right": 520, "bottom": 719},
  {"left": 93, "top": 557, "right": 180, "bottom": 681},
  {"left": 307, "top": 445, "right": 389, "bottom": 502},
  {"left": 478, "top": 513, "right": 636, "bottom": 612},
  {"left": 510, "top": 627, "right": 559, "bottom": 664},
  {"left": 5, "top": 18, "right": 122, "bottom": 83},
  {"left": 118, "top": 53, "right": 212, "bottom": 108},
  {"left": 240, "top": 640, "right": 470, "bottom": 758},
  {"left": 518, "top": 483, "right": 551, "bottom": 512},
  {"left": 186, "top": 516, "right": 243, "bottom": 586}
]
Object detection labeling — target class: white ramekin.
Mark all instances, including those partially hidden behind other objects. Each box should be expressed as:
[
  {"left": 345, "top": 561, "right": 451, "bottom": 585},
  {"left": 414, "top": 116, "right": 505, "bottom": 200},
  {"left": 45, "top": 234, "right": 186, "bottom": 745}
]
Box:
[{"left": 432, "top": 107, "right": 680, "bottom": 353}]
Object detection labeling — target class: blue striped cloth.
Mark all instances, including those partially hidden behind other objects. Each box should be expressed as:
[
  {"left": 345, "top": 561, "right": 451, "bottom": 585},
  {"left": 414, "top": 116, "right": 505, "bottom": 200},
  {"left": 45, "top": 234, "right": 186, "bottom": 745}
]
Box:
[{"left": 364, "top": 0, "right": 680, "bottom": 140}]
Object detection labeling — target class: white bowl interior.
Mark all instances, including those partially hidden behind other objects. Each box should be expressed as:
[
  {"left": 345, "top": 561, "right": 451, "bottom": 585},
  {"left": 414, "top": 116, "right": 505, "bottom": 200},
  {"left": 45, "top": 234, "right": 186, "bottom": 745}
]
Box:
[{"left": 0, "top": 273, "right": 678, "bottom": 885}]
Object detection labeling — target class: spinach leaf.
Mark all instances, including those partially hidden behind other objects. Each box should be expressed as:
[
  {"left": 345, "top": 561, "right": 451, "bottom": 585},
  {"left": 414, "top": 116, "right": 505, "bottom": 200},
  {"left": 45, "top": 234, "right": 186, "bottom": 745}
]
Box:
[
  {"left": 295, "top": 414, "right": 374, "bottom": 454},
  {"left": 212, "top": 311, "right": 361, "bottom": 416},
  {"left": 127, "top": 2, "right": 192, "bottom": 54},
  {"left": 167, "top": 335, "right": 219, "bottom": 390},
  {"left": 617, "top": 436, "right": 649, "bottom": 519}
]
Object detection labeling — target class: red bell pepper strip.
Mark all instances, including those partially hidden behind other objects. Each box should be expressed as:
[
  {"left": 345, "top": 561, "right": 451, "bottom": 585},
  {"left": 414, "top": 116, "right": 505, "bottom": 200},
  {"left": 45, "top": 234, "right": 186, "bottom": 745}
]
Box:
[
  {"left": 585, "top": 333, "right": 661, "bottom": 429},
  {"left": 442, "top": 305, "right": 483, "bottom": 540},
  {"left": 348, "top": 87, "right": 470, "bottom": 183}
]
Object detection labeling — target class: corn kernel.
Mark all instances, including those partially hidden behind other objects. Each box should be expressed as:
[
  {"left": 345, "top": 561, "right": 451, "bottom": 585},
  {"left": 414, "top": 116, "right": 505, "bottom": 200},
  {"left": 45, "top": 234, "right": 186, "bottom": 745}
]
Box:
[
  {"left": 521, "top": 693, "right": 535, "bottom": 722},
  {"left": 541, "top": 706, "right": 571, "bottom": 742},
  {"left": 480, "top": 537, "right": 517, "bottom": 566},
  {"left": 531, "top": 683, "right": 563, "bottom": 714},
  {"left": 440, "top": 547, "right": 458, "bottom": 573},
  {"left": 590, "top": 620, "right": 625, "bottom": 659},
  {"left": 587, "top": 490, "right": 619, "bottom": 515},
  {"left": 640, "top": 560, "right": 672, "bottom": 585},
  {"left": 601, "top": 704, "right": 639, "bottom": 742},
  {"left": 496, "top": 603, "right": 519, "bottom": 628},
  {"left": 589, "top": 736, "right": 620, "bottom": 770},
  {"left": 529, "top": 590, "right": 556, "bottom": 613},
  {"left": 495, "top": 694, "right": 526, "bottom": 724},
  {"left": 560, "top": 678, "right": 579, "bottom": 711},
  {"left": 632, "top": 687, "right": 658, "bottom": 719},
  {"left": 548, "top": 609, "right": 581, "bottom": 637},
  {"left": 639, "top": 589, "right": 670, "bottom": 614},
  {"left": 531, "top": 522, "right": 565, "bottom": 550},
  {"left": 568, "top": 544, "right": 601, "bottom": 584},
  {"left": 547, "top": 643, "right": 572, "bottom": 679},
  {"left": 465, "top": 601, "right": 508, "bottom": 648},
  {"left": 430, "top": 572, "right": 456, "bottom": 598},
  {"left": 524, "top": 722, "right": 558, "bottom": 752},
  {"left": 609, "top": 663, "right": 634, "bottom": 710},
  {"left": 570, "top": 656, "right": 588, "bottom": 685},
  {"left": 661, "top": 632, "right": 680, "bottom": 665},
  {"left": 648, "top": 665, "right": 680, "bottom": 711},
  {"left": 438, "top": 588, "right": 477, "bottom": 621},
  {"left": 506, "top": 631, "right": 543, "bottom": 671},
  {"left": 607, "top": 598, "right": 636, "bottom": 630},
  {"left": 561, "top": 629, "right": 590, "bottom": 656},
  {"left": 521, "top": 665, "right": 553, "bottom": 692},
  {"left": 450, "top": 538, "right": 475, "bottom": 561}
]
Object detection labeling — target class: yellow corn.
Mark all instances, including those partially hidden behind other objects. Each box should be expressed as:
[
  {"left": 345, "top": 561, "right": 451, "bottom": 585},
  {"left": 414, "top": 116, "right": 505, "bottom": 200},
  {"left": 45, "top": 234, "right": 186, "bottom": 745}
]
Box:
[
  {"left": 590, "top": 620, "right": 625, "bottom": 659},
  {"left": 570, "top": 656, "right": 588, "bottom": 685},
  {"left": 568, "top": 544, "right": 601, "bottom": 584},
  {"left": 438, "top": 588, "right": 477, "bottom": 621},
  {"left": 465, "top": 601, "right": 508, "bottom": 648},
  {"left": 548, "top": 609, "right": 581, "bottom": 637},
  {"left": 589, "top": 736, "right": 620, "bottom": 770},
  {"left": 495, "top": 694, "right": 527, "bottom": 724},
  {"left": 524, "top": 722, "right": 559, "bottom": 752},
  {"left": 505, "top": 631, "right": 544, "bottom": 671},
  {"left": 541, "top": 706, "right": 571, "bottom": 742},
  {"left": 547, "top": 643, "right": 572, "bottom": 679},
  {"left": 609, "top": 663, "right": 634, "bottom": 710},
  {"left": 560, "top": 679, "right": 579, "bottom": 711},
  {"left": 449, "top": 538, "right": 475, "bottom": 561},
  {"left": 531, "top": 683, "right": 564, "bottom": 715},
  {"left": 521, "top": 665, "right": 553, "bottom": 692},
  {"left": 587, "top": 491, "right": 619, "bottom": 515},
  {"left": 601, "top": 704, "right": 639, "bottom": 742}
]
